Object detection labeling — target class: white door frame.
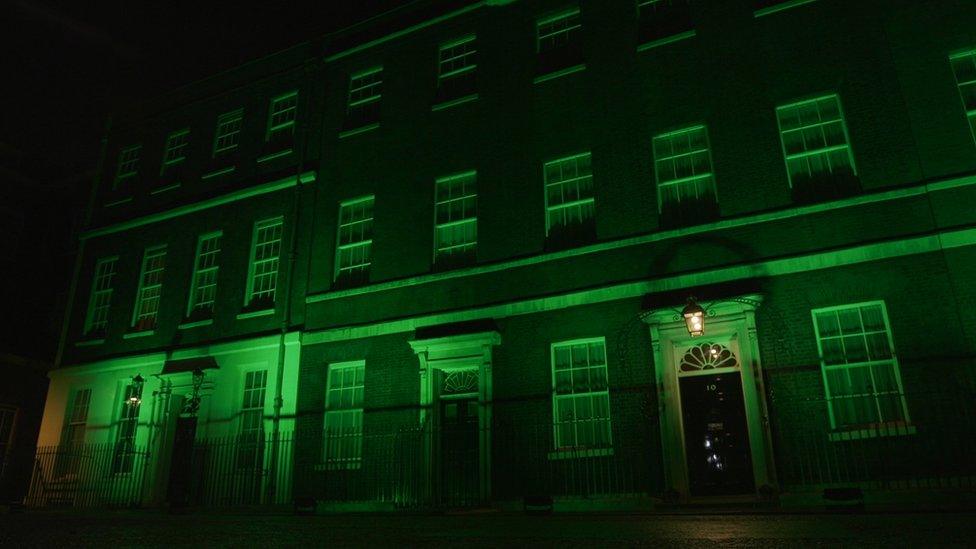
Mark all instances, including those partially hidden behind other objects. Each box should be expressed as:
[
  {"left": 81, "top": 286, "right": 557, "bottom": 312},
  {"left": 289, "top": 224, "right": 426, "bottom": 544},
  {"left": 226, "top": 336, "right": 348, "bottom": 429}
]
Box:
[
  {"left": 409, "top": 331, "right": 501, "bottom": 503},
  {"left": 643, "top": 294, "right": 776, "bottom": 500}
]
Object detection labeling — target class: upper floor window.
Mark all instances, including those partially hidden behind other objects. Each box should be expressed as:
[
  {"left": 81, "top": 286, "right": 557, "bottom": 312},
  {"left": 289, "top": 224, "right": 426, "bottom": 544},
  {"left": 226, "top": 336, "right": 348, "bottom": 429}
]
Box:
[
  {"left": 551, "top": 338, "right": 612, "bottom": 454},
  {"left": 544, "top": 152, "right": 596, "bottom": 249},
  {"left": 267, "top": 92, "right": 298, "bottom": 142},
  {"left": 775, "top": 94, "right": 858, "bottom": 203},
  {"left": 161, "top": 129, "right": 189, "bottom": 172},
  {"left": 344, "top": 67, "right": 383, "bottom": 132},
  {"left": 213, "top": 109, "right": 243, "bottom": 155},
  {"left": 637, "top": 0, "right": 694, "bottom": 47},
  {"left": 113, "top": 145, "right": 141, "bottom": 190},
  {"left": 436, "top": 35, "right": 477, "bottom": 105},
  {"left": 237, "top": 370, "right": 268, "bottom": 469},
  {"left": 187, "top": 232, "right": 222, "bottom": 319},
  {"left": 323, "top": 360, "right": 365, "bottom": 469},
  {"left": 84, "top": 257, "right": 118, "bottom": 336},
  {"left": 950, "top": 50, "right": 976, "bottom": 149},
  {"left": 132, "top": 246, "right": 167, "bottom": 332},
  {"left": 812, "top": 302, "right": 911, "bottom": 434},
  {"left": 246, "top": 218, "right": 283, "bottom": 309},
  {"left": 434, "top": 171, "right": 477, "bottom": 268},
  {"left": 112, "top": 382, "right": 142, "bottom": 474},
  {"left": 334, "top": 196, "right": 374, "bottom": 287},
  {"left": 536, "top": 7, "right": 583, "bottom": 76},
  {"left": 652, "top": 125, "right": 719, "bottom": 228}
]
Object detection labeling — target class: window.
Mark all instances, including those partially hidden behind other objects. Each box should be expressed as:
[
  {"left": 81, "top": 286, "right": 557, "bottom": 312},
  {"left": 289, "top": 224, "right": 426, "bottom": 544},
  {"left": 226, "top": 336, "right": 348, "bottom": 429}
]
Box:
[
  {"left": 436, "top": 35, "right": 477, "bottom": 104},
  {"left": 113, "top": 145, "right": 141, "bottom": 190},
  {"left": 162, "top": 129, "right": 189, "bottom": 172},
  {"left": 0, "top": 406, "right": 16, "bottom": 463},
  {"left": 637, "top": 0, "right": 693, "bottom": 46},
  {"left": 551, "top": 338, "right": 612, "bottom": 452},
  {"left": 246, "top": 218, "right": 283, "bottom": 308},
  {"left": 267, "top": 92, "right": 298, "bottom": 142},
  {"left": 652, "top": 125, "right": 719, "bottom": 227},
  {"left": 544, "top": 152, "right": 595, "bottom": 246},
  {"left": 213, "top": 109, "right": 243, "bottom": 155},
  {"left": 434, "top": 172, "right": 477, "bottom": 266},
  {"left": 187, "top": 232, "right": 222, "bottom": 318},
  {"left": 950, "top": 50, "right": 976, "bottom": 148},
  {"left": 112, "top": 383, "right": 142, "bottom": 474},
  {"left": 345, "top": 67, "right": 383, "bottom": 130},
  {"left": 84, "top": 257, "right": 118, "bottom": 335},
  {"left": 323, "top": 361, "right": 365, "bottom": 469},
  {"left": 776, "top": 94, "right": 858, "bottom": 202},
  {"left": 334, "top": 197, "right": 374, "bottom": 286},
  {"left": 812, "top": 302, "right": 911, "bottom": 432},
  {"left": 237, "top": 370, "right": 267, "bottom": 469},
  {"left": 132, "top": 246, "right": 166, "bottom": 331},
  {"left": 537, "top": 8, "right": 582, "bottom": 53},
  {"left": 58, "top": 388, "right": 91, "bottom": 475}
]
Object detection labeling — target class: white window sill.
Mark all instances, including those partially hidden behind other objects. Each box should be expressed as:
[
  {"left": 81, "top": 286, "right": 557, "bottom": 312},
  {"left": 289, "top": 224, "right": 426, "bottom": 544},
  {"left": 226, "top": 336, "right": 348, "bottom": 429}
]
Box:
[
  {"left": 828, "top": 424, "right": 916, "bottom": 442},
  {"left": 178, "top": 318, "right": 214, "bottom": 330},
  {"left": 339, "top": 123, "right": 380, "bottom": 139},
  {"left": 201, "top": 166, "right": 236, "bottom": 180},
  {"left": 431, "top": 93, "right": 479, "bottom": 112},
  {"left": 547, "top": 447, "right": 613, "bottom": 460},
  {"left": 122, "top": 329, "right": 155, "bottom": 340},
  {"left": 754, "top": 0, "right": 818, "bottom": 18},
  {"left": 150, "top": 183, "right": 181, "bottom": 195},
  {"left": 533, "top": 63, "right": 586, "bottom": 85},
  {"left": 104, "top": 196, "right": 133, "bottom": 208},
  {"left": 637, "top": 30, "right": 696, "bottom": 53},
  {"left": 236, "top": 308, "right": 275, "bottom": 320},
  {"left": 75, "top": 338, "right": 105, "bottom": 347},
  {"left": 257, "top": 149, "right": 293, "bottom": 164}
]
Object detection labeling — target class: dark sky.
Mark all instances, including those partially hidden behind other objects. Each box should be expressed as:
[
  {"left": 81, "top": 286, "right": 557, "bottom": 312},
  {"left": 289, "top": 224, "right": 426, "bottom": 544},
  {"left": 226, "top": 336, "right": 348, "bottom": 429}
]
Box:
[{"left": 3, "top": 0, "right": 412, "bottom": 179}]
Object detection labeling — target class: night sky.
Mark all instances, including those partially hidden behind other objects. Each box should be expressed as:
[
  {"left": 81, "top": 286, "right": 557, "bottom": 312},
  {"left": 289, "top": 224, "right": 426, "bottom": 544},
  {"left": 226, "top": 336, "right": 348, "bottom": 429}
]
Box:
[{"left": 4, "top": 0, "right": 412, "bottom": 179}]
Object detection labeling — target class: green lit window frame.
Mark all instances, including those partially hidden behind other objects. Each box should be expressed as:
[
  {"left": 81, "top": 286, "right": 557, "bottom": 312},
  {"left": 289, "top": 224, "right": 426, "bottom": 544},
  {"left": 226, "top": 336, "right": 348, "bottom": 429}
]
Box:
[
  {"left": 652, "top": 124, "right": 718, "bottom": 213},
  {"left": 544, "top": 152, "right": 595, "bottom": 236},
  {"left": 775, "top": 94, "right": 857, "bottom": 188},
  {"left": 811, "top": 301, "right": 912, "bottom": 433},
  {"left": 323, "top": 360, "right": 366, "bottom": 469},
  {"left": 438, "top": 34, "right": 477, "bottom": 80},
  {"left": 434, "top": 171, "right": 477, "bottom": 263},
  {"left": 111, "top": 382, "right": 142, "bottom": 475},
  {"left": 161, "top": 128, "right": 190, "bottom": 173},
  {"left": 266, "top": 91, "right": 298, "bottom": 142},
  {"left": 131, "top": 245, "right": 167, "bottom": 331},
  {"left": 187, "top": 231, "right": 222, "bottom": 317},
  {"left": 84, "top": 256, "right": 118, "bottom": 335},
  {"left": 213, "top": 109, "right": 243, "bottom": 155},
  {"left": 551, "top": 337, "right": 613, "bottom": 453},
  {"left": 113, "top": 144, "right": 141, "bottom": 190},
  {"left": 949, "top": 50, "right": 976, "bottom": 149},
  {"left": 246, "top": 217, "right": 283, "bottom": 305},
  {"left": 237, "top": 369, "right": 268, "bottom": 469},
  {"left": 537, "top": 7, "right": 582, "bottom": 54},
  {"left": 347, "top": 67, "right": 383, "bottom": 109},
  {"left": 64, "top": 388, "right": 91, "bottom": 446},
  {"left": 334, "top": 196, "right": 375, "bottom": 282}
]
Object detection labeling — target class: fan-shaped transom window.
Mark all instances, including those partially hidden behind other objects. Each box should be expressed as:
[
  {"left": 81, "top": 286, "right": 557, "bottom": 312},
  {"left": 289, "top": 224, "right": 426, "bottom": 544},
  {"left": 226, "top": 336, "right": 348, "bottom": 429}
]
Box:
[
  {"left": 442, "top": 369, "right": 479, "bottom": 395},
  {"left": 679, "top": 342, "right": 738, "bottom": 372}
]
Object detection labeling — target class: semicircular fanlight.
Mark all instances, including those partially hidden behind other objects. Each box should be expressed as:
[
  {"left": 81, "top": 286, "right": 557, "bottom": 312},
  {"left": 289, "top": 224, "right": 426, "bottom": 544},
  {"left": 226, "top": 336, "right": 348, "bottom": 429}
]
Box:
[{"left": 679, "top": 342, "right": 738, "bottom": 372}]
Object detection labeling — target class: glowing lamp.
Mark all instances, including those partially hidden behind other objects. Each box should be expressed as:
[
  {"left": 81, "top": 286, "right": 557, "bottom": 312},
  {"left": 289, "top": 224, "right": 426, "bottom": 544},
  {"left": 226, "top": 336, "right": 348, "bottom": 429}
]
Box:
[
  {"left": 129, "top": 374, "right": 145, "bottom": 406},
  {"left": 682, "top": 298, "right": 705, "bottom": 337}
]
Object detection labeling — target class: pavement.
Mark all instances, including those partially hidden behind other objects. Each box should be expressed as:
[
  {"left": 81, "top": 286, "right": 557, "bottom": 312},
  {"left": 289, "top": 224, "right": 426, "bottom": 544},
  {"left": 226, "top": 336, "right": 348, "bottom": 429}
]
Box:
[{"left": 2, "top": 510, "right": 976, "bottom": 547}]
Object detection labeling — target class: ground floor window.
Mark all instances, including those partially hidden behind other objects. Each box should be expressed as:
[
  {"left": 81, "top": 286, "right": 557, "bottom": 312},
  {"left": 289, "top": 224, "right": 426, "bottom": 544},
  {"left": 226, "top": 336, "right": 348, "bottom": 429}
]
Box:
[
  {"left": 551, "top": 337, "right": 612, "bottom": 452},
  {"left": 323, "top": 361, "right": 365, "bottom": 468},
  {"left": 812, "top": 301, "right": 910, "bottom": 430}
]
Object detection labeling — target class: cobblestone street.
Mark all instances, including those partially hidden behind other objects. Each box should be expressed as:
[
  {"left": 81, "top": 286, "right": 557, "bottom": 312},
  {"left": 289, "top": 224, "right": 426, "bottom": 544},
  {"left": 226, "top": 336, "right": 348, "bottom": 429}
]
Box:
[{"left": 2, "top": 510, "right": 976, "bottom": 547}]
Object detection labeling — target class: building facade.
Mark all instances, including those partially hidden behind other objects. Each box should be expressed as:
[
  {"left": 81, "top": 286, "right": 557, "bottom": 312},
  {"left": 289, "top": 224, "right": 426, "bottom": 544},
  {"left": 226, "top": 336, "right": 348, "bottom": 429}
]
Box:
[{"left": 33, "top": 0, "right": 976, "bottom": 510}]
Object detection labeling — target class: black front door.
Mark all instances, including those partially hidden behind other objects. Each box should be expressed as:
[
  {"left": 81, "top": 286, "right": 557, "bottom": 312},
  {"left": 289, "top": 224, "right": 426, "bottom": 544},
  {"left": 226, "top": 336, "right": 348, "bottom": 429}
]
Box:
[
  {"left": 679, "top": 372, "right": 754, "bottom": 496},
  {"left": 167, "top": 416, "right": 197, "bottom": 508},
  {"left": 439, "top": 397, "right": 479, "bottom": 507}
]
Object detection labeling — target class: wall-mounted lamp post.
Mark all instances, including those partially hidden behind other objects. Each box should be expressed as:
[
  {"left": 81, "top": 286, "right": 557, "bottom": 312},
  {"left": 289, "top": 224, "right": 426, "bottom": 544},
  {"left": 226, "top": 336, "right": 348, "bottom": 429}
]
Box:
[
  {"left": 128, "top": 374, "right": 145, "bottom": 406},
  {"left": 682, "top": 298, "right": 705, "bottom": 337}
]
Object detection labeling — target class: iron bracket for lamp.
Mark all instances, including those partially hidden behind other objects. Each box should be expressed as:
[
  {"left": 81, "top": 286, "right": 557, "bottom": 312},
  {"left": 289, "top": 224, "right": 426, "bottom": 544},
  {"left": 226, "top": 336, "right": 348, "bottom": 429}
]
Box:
[{"left": 639, "top": 296, "right": 762, "bottom": 337}]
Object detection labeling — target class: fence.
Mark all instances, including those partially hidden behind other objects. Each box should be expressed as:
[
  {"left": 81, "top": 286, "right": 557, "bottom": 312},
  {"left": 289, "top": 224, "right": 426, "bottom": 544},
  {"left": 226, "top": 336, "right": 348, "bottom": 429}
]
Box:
[
  {"left": 769, "top": 384, "right": 976, "bottom": 492},
  {"left": 25, "top": 442, "right": 148, "bottom": 508}
]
